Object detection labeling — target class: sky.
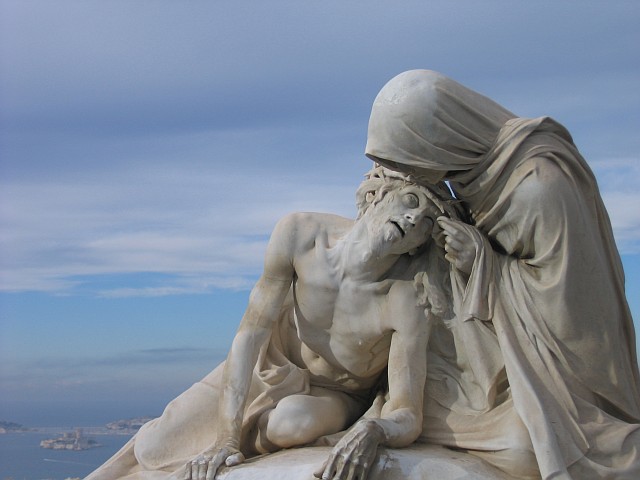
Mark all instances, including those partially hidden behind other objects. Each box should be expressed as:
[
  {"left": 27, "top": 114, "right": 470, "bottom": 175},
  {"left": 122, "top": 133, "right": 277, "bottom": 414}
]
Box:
[{"left": 0, "top": 1, "right": 639, "bottom": 427}]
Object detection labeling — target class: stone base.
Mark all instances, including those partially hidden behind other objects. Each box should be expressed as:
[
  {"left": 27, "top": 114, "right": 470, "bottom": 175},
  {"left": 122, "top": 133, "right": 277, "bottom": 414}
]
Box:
[{"left": 216, "top": 445, "right": 511, "bottom": 479}]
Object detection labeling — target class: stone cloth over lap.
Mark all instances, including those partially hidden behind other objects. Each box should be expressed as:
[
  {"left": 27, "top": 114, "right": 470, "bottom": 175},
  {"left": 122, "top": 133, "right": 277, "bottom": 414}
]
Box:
[{"left": 85, "top": 308, "right": 317, "bottom": 479}]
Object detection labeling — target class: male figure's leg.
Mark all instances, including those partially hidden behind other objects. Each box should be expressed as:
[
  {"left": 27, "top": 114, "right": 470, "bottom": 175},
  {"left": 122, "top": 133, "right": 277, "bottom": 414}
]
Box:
[{"left": 253, "top": 386, "right": 366, "bottom": 452}]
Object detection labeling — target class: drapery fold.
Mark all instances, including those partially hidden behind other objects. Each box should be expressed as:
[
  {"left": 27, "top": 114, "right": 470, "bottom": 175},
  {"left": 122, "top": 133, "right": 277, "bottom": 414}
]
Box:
[
  {"left": 366, "top": 70, "right": 640, "bottom": 479},
  {"left": 86, "top": 309, "right": 312, "bottom": 480}
]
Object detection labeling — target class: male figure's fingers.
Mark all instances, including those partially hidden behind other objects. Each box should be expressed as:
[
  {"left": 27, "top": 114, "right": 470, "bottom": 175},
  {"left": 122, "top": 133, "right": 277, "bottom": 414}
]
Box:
[
  {"left": 358, "top": 462, "right": 371, "bottom": 480},
  {"left": 313, "top": 459, "right": 329, "bottom": 478},
  {"left": 225, "top": 452, "right": 245, "bottom": 467},
  {"left": 205, "top": 454, "right": 226, "bottom": 480},
  {"left": 198, "top": 462, "right": 207, "bottom": 480},
  {"left": 343, "top": 460, "right": 359, "bottom": 480},
  {"left": 333, "top": 454, "right": 349, "bottom": 480},
  {"left": 204, "top": 462, "right": 215, "bottom": 480},
  {"left": 182, "top": 463, "right": 192, "bottom": 480},
  {"left": 321, "top": 454, "right": 340, "bottom": 480},
  {"left": 205, "top": 463, "right": 216, "bottom": 480}
]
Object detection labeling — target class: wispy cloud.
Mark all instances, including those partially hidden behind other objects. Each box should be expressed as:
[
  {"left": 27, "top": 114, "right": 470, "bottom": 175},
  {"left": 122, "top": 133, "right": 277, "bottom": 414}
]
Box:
[
  {"left": 1, "top": 2, "right": 638, "bottom": 298},
  {"left": 2, "top": 150, "right": 638, "bottom": 296},
  {"left": 1, "top": 346, "right": 226, "bottom": 394},
  {"left": 97, "top": 276, "right": 255, "bottom": 298},
  {"left": 0, "top": 133, "right": 361, "bottom": 295}
]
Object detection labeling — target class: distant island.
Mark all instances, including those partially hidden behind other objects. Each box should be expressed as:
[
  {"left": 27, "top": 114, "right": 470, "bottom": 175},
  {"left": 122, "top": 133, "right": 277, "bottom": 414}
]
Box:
[
  {"left": 0, "top": 415, "right": 156, "bottom": 438},
  {"left": 0, "top": 420, "right": 29, "bottom": 433},
  {"left": 106, "top": 415, "right": 156, "bottom": 434},
  {"left": 40, "top": 428, "right": 102, "bottom": 451}
]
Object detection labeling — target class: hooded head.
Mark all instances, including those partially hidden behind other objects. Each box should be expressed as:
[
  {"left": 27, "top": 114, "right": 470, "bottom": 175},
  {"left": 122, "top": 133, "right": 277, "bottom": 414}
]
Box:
[{"left": 365, "top": 70, "right": 515, "bottom": 182}]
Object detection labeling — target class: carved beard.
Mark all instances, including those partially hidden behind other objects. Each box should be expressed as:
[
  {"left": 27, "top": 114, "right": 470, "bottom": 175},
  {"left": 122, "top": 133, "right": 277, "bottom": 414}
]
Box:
[{"left": 365, "top": 214, "right": 402, "bottom": 259}]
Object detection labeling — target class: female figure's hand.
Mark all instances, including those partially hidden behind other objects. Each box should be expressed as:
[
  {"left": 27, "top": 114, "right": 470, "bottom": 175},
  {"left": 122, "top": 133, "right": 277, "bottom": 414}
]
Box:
[
  {"left": 437, "top": 217, "right": 482, "bottom": 275},
  {"left": 184, "top": 445, "right": 245, "bottom": 480}
]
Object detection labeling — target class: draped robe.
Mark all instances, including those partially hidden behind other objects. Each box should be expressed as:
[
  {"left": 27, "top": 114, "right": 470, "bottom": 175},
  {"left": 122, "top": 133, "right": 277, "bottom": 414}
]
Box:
[
  {"left": 366, "top": 69, "right": 640, "bottom": 479},
  {"left": 85, "top": 303, "right": 318, "bottom": 480}
]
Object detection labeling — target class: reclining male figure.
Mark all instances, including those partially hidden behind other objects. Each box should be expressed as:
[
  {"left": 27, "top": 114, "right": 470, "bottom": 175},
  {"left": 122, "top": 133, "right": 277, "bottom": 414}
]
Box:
[
  {"left": 86, "top": 167, "right": 453, "bottom": 480},
  {"left": 183, "top": 167, "right": 451, "bottom": 480}
]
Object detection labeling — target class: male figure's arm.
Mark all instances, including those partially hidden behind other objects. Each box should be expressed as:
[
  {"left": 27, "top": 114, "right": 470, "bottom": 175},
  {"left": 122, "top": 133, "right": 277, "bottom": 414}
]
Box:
[
  {"left": 376, "top": 312, "right": 429, "bottom": 443},
  {"left": 315, "top": 284, "right": 431, "bottom": 480},
  {"left": 185, "top": 215, "right": 299, "bottom": 480}
]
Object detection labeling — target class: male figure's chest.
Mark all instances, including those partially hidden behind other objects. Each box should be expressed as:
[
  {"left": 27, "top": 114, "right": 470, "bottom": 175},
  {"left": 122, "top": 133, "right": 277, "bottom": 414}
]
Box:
[{"left": 292, "top": 272, "right": 394, "bottom": 375}]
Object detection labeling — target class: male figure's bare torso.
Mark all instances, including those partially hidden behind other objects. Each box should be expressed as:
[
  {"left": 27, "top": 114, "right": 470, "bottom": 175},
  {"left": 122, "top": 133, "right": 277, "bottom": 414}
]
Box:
[
  {"left": 283, "top": 212, "right": 422, "bottom": 393},
  {"left": 184, "top": 171, "right": 440, "bottom": 480}
]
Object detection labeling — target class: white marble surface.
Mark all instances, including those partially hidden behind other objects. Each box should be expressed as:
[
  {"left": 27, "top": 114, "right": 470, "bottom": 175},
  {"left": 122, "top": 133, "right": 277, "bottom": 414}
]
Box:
[{"left": 217, "top": 446, "right": 511, "bottom": 480}]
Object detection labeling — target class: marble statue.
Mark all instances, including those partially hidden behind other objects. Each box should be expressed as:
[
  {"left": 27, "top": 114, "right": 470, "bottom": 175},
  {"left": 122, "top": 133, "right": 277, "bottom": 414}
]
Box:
[
  {"left": 365, "top": 69, "right": 640, "bottom": 479},
  {"left": 85, "top": 167, "right": 463, "bottom": 480},
  {"left": 87, "top": 70, "right": 640, "bottom": 480}
]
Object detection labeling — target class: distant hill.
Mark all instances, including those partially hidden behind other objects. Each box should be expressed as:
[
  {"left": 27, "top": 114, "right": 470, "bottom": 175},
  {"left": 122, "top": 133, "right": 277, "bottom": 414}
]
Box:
[
  {"left": 106, "top": 416, "right": 156, "bottom": 433},
  {"left": 0, "top": 420, "right": 29, "bottom": 433}
]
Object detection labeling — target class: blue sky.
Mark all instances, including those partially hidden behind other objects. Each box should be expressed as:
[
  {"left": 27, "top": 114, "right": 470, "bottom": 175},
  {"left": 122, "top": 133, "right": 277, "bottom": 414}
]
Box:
[{"left": 1, "top": 1, "right": 639, "bottom": 426}]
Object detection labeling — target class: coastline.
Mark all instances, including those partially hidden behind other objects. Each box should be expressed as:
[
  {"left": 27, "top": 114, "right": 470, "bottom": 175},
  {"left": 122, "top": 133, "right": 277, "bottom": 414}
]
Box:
[{"left": 0, "top": 430, "right": 132, "bottom": 480}]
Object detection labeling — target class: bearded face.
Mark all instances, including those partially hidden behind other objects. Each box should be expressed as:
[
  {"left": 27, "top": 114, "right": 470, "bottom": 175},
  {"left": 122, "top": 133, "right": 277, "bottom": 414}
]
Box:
[{"left": 363, "top": 185, "right": 437, "bottom": 258}]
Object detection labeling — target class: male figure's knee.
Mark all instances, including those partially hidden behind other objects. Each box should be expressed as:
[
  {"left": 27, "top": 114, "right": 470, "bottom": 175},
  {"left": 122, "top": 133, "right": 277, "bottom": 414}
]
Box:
[{"left": 265, "top": 398, "right": 323, "bottom": 448}]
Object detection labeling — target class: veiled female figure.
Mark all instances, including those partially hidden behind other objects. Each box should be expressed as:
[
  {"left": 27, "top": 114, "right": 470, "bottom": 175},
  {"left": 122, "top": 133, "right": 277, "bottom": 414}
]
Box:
[{"left": 366, "top": 69, "right": 640, "bottom": 479}]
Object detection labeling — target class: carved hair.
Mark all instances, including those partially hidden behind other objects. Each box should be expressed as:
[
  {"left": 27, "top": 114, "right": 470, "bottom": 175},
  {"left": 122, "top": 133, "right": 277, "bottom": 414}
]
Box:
[{"left": 355, "top": 164, "right": 461, "bottom": 220}]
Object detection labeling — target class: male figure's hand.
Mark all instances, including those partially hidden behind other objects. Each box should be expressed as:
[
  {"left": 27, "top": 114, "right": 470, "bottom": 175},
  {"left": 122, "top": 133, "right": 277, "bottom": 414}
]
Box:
[
  {"left": 313, "top": 419, "right": 385, "bottom": 480},
  {"left": 184, "top": 445, "right": 245, "bottom": 480}
]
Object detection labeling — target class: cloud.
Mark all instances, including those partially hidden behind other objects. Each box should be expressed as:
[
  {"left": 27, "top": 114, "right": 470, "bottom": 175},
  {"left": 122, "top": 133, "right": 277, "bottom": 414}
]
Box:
[
  {"left": 89, "top": 346, "right": 225, "bottom": 367},
  {"left": 15, "top": 346, "right": 222, "bottom": 372},
  {"left": 96, "top": 276, "right": 254, "bottom": 298},
  {"left": 3, "top": 3, "right": 637, "bottom": 139},
  {"left": 1, "top": 346, "right": 225, "bottom": 394},
  {"left": 2, "top": 137, "right": 639, "bottom": 296},
  {"left": 1, "top": 1, "right": 638, "bottom": 297},
  {"left": 0, "top": 132, "right": 363, "bottom": 295}
]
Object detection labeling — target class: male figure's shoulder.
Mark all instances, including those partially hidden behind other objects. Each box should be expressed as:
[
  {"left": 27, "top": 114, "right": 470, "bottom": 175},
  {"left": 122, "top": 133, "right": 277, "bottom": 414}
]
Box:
[
  {"left": 263, "top": 212, "right": 353, "bottom": 277},
  {"left": 272, "top": 212, "right": 353, "bottom": 249}
]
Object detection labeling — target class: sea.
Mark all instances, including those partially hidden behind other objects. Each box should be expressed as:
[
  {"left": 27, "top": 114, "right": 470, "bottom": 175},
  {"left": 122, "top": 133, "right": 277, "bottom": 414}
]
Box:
[{"left": 0, "top": 430, "right": 131, "bottom": 480}]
